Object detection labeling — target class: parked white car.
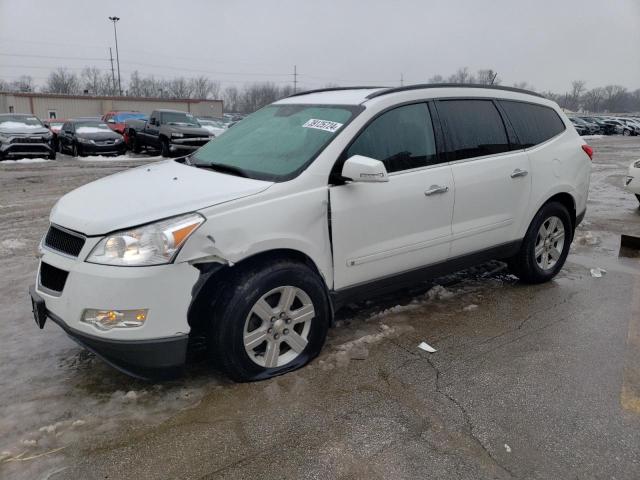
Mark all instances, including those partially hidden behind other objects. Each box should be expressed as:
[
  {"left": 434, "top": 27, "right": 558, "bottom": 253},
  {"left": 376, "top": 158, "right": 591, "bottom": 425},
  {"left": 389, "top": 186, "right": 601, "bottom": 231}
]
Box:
[
  {"left": 30, "top": 85, "right": 592, "bottom": 381},
  {"left": 625, "top": 159, "right": 640, "bottom": 203}
]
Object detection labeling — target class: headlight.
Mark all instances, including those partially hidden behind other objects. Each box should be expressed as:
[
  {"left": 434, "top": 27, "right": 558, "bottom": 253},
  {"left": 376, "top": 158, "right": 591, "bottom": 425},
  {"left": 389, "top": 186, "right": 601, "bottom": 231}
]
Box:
[
  {"left": 0, "top": 134, "right": 10, "bottom": 143},
  {"left": 633, "top": 160, "right": 640, "bottom": 168},
  {"left": 43, "top": 131, "right": 53, "bottom": 140},
  {"left": 171, "top": 132, "right": 184, "bottom": 138},
  {"left": 86, "top": 213, "right": 205, "bottom": 266},
  {"left": 77, "top": 137, "right": 93, "bottom": 144},
  {"left": 114, "top": 137, "right": 122, "bottom": 143}
]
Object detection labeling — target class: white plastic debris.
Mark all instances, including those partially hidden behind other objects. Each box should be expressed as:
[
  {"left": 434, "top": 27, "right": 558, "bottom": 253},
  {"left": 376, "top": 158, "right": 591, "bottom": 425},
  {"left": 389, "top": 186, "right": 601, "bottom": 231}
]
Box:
[
  {"left": 418, "top": 341, "right": 437, "bottom": 353},
  {"left": 71, "top": 420, "right": 86, "bottom": 427},
  {"left": 504, "top": 443, "right": 512, "bottom": 453},
  {"left": 21, "top": 439, "right": 37, "bottom": 447},
  {"left": 590, "top": 267, "right": 607, "bottom": 278},
  {"left": 463, "top": 304, "right": 478, "bottom": 312}
]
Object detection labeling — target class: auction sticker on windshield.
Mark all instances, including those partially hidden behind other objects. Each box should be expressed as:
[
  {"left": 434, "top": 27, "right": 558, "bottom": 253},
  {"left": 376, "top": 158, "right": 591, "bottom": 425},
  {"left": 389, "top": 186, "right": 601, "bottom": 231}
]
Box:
[{"left": 302, "top": 119, "right": 343, "bottom": 133}]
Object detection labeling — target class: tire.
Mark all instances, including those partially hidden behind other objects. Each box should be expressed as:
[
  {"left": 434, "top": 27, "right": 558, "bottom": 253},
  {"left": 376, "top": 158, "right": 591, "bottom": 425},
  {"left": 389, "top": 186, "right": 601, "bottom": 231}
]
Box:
[
  {"left": 623, "top": 129, "right": 630, "bottom": 136},
  {"left": 160, "top": 138, "right": 170, "bottom": 157},
  {"left": 129, "top": 132, "right": 141, "bottom": 154},
  {"left": 71, "top": 143, "right": 79, "bottom": 157},
  {"left": 58, "top": 141, "right": 64, "bottom": 153},
  {"left": 508, "top": 202, "right": 572, "bottom": 284},
  {"left": 48, "top": 151, "right": 56, "bottom": 160},
  {"left": 207, "top": 260, "right": 330, "bottom": 382}
]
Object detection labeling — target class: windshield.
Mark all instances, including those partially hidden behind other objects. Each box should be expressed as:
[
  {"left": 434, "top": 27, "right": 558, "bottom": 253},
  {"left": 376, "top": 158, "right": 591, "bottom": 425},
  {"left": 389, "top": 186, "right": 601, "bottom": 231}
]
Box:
[
  {"left": 0, "top": 115, "right": 43, "bottom": 128},
  {"left": 113, "top": 112, "right": 147, "bottom": 122},
  {"left": 192, "top": 104, "right": 359, "bottom": 181},
  {"left": 161, "top": 112, "right": 200, "bottom": 126}
]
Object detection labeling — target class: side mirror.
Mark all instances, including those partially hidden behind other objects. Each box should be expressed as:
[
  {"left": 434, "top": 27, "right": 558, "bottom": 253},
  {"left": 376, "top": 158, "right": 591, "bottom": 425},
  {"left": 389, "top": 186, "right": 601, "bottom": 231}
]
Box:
[
  {"left": 341, "top": 155, "right": 389, "bottom": 183},
  {"left": 149, "top": 118, "right": 156, "bottom": 125}
]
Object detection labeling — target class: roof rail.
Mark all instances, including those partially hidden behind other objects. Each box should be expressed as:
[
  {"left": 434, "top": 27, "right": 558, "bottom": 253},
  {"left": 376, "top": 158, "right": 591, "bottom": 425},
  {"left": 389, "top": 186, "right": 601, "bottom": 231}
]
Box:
[
  {"left": 365, "top": 83, "right": 546, "bottom": 100},
  {"left": 287, "top": 86, "right": 387, "bottom": 98}
]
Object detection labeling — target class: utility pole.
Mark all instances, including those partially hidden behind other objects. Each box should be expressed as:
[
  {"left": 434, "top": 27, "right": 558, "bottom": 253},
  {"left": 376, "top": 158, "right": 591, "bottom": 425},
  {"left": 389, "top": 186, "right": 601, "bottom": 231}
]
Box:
[
  {"left": 108, "top": 16, "right": 122, "bottom": 96},
  {"left": 109, "top": 47, "right": 116, "bottom": 95},
  {"left": 293, "top": 65, "right": 297, "bottom": 93},
  {"left": 400, "top": 73, "right": 404, "bottom": 86}
]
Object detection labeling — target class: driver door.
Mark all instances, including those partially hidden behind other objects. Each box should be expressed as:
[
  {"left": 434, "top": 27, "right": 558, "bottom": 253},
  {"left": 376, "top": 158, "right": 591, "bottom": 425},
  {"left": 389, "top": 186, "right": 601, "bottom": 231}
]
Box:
[{"left": 330, "top": 103, "right": 454, "bottom": 290}]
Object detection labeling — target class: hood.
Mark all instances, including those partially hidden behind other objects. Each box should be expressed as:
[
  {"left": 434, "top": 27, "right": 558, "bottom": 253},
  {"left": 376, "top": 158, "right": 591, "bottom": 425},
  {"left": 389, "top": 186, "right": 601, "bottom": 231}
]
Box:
[
  {"left": 169, "top": 125, "right": 211, "bottom": 136},
  {"left": 0, "top": 125, "right": 50, "bottom": 136},
  {"left": 76, "top": 130, "right": 122, "bottom": 140},
  {"left": 50, "top": 160, "right": 273, "bottom": 235}
]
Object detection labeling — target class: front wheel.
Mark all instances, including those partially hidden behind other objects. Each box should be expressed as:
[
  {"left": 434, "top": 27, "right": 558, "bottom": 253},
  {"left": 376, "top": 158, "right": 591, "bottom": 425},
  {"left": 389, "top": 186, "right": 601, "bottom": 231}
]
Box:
[
  {"left": 160, "top": 139, "right": 170, "bottom": 157},
  {"left": 207, "top": 261, "right": 330, "bottom": 382},
  {"left": 71, "top": 143, "right": 79, "bottom": 157},
  {"left": 508, "top": 202, "right": 572, "bottom": 284},
  {"left": 623, "top": 129, "right": 631, "bottom": 136}
]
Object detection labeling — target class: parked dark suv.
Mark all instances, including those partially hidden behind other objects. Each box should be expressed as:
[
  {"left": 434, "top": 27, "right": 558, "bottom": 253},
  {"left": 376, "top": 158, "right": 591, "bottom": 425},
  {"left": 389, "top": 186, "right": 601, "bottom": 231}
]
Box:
[{"left": 0, "top": 114, "right": 55, "bottom": 160}]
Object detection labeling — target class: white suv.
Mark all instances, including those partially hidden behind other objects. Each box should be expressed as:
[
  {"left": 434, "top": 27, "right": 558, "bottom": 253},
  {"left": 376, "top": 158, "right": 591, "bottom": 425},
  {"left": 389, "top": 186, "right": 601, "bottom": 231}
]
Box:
[{"left": 30, "top": 85, "right": 592, "bottom": 381}]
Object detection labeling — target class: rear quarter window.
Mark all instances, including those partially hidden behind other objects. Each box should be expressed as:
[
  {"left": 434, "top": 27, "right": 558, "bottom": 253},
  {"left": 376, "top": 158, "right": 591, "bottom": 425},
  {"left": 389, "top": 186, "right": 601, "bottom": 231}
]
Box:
[
  {"left": 436, "top": 99, "right": 510, "bottom": 161},
  {"left": 499, "top": 100, "right": 566, "bottom": 148}
]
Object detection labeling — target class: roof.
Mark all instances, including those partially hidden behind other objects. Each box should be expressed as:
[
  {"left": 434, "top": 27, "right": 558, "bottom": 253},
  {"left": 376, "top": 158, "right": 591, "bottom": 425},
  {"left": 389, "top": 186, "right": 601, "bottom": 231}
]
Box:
[{"left": 277, "top": 83, "right": 545, "bottom": 106}]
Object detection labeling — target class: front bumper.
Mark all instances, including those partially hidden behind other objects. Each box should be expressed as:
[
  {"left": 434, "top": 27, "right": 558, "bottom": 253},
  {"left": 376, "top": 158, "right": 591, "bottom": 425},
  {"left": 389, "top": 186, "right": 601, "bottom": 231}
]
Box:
[
  {"left": 1, "top": 141, "right": 53, "bottom": 158},
  {"left": 78, "top": 142, "right": 126, "bottom": 155},
  {"left": 169, "top": 138, "right": 210, "bottom": 152},
  {"left": 30, "top": 285, "right": 188, "bottom": 379},
  {"left": 32, "top": 238, "right": 200, "bottom": 378}
]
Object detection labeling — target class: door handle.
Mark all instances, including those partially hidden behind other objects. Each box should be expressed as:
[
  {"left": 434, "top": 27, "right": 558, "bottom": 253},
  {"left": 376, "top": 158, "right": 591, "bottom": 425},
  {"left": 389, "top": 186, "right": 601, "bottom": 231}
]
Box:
[
  {"left": 424, "top": 185, "right": 449, "bottom": 196},
  {"left": 511, "top": 168, "right": 528, "bottom": 178}
]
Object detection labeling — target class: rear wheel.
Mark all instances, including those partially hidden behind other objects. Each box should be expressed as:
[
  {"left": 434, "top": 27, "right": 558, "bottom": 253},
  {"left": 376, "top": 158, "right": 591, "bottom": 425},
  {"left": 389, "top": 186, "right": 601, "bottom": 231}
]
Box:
[
  {"left": 71, "top": 143, "right": 79, "bottom": 157},
  {"left": 207, "top": 261, "right": 330, "bottom": 382},
  {"left": 508, "top": 202, "right": 572, "bottom": 284}
]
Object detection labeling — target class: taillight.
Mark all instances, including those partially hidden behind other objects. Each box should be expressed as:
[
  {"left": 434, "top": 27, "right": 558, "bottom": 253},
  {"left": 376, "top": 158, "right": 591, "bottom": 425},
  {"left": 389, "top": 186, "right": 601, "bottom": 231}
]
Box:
[{"left": 582, "top": 144, "right": 594, "bottom": 161}]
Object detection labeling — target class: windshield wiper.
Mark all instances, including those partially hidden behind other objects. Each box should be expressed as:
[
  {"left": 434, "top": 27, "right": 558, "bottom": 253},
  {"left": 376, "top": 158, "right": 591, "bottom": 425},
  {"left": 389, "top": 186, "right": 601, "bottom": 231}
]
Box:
[{"left": 191, "top": 162, "right": 249, "bottom": 178}]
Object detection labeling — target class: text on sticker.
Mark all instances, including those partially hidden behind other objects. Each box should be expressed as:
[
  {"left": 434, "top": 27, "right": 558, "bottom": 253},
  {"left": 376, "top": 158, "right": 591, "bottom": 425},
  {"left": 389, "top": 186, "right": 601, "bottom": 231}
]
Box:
[{"left": 302, "top": 119, "right": 343, "bottom": 133}]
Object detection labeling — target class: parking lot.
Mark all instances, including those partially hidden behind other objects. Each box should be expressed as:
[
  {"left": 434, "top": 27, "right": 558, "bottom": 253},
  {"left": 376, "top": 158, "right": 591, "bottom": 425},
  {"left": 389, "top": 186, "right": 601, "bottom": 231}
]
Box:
[{"left": 1, "top": 137, "right": 639, "bottom": 479}]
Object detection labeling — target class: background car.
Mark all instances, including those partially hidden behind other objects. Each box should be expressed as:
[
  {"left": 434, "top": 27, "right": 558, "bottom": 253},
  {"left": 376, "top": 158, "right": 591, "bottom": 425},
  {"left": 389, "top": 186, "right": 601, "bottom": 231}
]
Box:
[
  {"left": 197, "top": 118, "right": 227, "bottom": 137},
  {"left": 619, "top": 118, "right": 640, "bottom": 136},
  {"left": 580, "top": 116, "right": 616, "bottom": 135},
  {"left": 102, "top": 111, "right": 148, "bottom": 136},
  {"left": 569, "top": 118, "right": 588, "bottom": 136},
  {"left": 58, "top": 119, "right": 126, "bottom": 157},
  {"left": 44, "top": 118, "right": 68, "bottom": 150},
  {"left": 625, "top": 159, "right": 640, "bottom": 203},
  {"left": 569, "top": 117, "right": 597, "bottom": 135},
  {"left": 0, "top": 113, "right": 55, "bottom": 160}
]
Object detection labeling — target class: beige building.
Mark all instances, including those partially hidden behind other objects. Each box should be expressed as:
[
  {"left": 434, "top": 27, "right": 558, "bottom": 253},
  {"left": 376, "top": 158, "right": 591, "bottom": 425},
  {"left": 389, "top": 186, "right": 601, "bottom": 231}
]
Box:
[{"left": 0, "top": 92, "right": 223, "bottom": 120}]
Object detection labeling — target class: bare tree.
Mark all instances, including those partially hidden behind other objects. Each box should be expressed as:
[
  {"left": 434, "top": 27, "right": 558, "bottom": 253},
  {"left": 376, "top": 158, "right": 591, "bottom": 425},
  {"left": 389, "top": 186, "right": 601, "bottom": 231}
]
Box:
[
  {"left": 582, "top": 87, "right": 605, "bottom": 113},
  {"left": 189, "top": 76, "right": 221, "bottom": 99},
  {"left": 476, "top": 69, "right": 501, "bottom": 85},
  {"left": 81, "top": 67, "right": 113, "bottom": 95},
  {"left": 427, "top": 74, "right": 444, "bottom": 84},
  {"left": 513, "top": 81, "right": 534, "bottom": 91},
  {"left": 223, "top": 86, "right": 240, "bottom": 112},
  {"left": 45, "top": 68, "right": 80, "bottom": 94},
  {"left": 602, "top": 84, "right": 627, "bottom": 112},
  {"left": 448, "top": 67, "right": 474, "bottom": 84},
  {"left": 8, "top": 75, "right": 35, "bottom": 92},
  {"left": 166, "top": 77, "right": 193, "bottom": 98}
]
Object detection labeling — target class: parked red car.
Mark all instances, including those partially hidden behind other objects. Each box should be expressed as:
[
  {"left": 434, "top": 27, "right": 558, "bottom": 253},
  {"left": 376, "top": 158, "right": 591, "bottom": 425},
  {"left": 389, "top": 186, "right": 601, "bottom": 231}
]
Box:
[
  {"left": 43, "top": 118, "right": 68, "bottom": 151},
  {"left": 101, "top": 111, "right": 148, "bottom": 135}
]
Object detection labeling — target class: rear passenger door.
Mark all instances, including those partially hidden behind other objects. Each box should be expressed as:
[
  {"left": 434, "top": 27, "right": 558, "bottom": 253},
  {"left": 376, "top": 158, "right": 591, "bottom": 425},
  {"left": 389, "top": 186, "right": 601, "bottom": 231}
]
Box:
[
  {"left": 435, "top": 99, "right": 531, "bottom": 257},
  {"left": 330, "top": 102, "right": 455, "bottom": 290}
]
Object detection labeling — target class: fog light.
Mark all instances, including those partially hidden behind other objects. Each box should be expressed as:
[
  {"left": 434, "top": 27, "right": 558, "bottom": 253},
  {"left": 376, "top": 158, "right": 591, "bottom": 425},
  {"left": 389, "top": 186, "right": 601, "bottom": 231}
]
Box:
[{"left": 82, "top": 309, "right": 148, "bottom": 330}]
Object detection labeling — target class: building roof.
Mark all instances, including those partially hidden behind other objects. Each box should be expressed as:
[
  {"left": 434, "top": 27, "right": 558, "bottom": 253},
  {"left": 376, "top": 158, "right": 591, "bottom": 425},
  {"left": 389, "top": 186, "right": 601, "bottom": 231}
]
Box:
[{"left": 0, "top": 91, "right": 221, "bottom": 103}]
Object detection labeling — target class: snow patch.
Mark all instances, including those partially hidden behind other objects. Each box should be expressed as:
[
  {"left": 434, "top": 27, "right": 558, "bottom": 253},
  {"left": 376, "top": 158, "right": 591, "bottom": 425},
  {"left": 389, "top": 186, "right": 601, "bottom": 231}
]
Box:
[
  {"left": 76, "top": 126, "right": 110, "bottom": 134},
  {"left": 76, "top": 154, "right": 160, "bottom": 162},
  {"left": 0, "top": 239, "right": 26, "bottom": 251},
  {"left": 463, "top": 304, "right": 479, "bottom": 311},
  {"left": 582, "top": 135, "right": 604, "bottom": 140},
  {"left": 425, "top": 284, "right": 454, "bottom": 300},
  {"left": 7, "top": 158, "right": 52, "bottom": 164},
  {"left": 0, "top": 121, "right": 43, "bottom": 130}
]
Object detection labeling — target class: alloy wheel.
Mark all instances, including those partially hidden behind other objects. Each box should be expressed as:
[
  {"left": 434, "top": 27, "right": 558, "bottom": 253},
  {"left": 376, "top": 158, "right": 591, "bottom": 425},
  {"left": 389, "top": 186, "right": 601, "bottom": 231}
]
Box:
[
  {"left": 243, "top": 286, "right": 315, "bottom": 368},
  {"left": 534, "top": 216, "right": 565, "bottom": 271}
]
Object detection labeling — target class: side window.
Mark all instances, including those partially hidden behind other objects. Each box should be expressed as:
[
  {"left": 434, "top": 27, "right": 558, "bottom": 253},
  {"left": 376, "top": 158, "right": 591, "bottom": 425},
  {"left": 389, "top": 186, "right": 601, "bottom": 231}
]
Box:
[
  {"left": 436, "top": 99, "right": 510, "bottom": 161},
  {"left": 499, "top": 100, "right": 566, "bottom": 148},
  {"left": 345, "top": 103, "right": 438, "bottom": 173}
]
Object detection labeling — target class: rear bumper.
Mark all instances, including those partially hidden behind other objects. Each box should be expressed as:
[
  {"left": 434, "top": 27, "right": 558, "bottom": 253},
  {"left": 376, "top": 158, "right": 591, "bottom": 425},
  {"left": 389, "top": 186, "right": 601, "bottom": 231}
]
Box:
[{"left": 30, "top": 285, "right": 188, "bottom": 379}]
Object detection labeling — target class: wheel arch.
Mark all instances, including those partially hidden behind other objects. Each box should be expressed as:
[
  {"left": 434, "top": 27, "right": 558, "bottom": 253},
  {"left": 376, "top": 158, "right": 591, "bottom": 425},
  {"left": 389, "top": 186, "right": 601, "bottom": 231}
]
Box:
[
  {"left": 543, "top": 192, "right": 577, "bottom": 231},
  {"left": 187, "top": 248, "right": 333, "bottom": 336}
]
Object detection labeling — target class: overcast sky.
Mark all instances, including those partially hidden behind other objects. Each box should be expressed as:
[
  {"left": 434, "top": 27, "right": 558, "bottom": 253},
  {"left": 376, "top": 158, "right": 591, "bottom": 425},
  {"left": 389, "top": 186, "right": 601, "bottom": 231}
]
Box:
[{"left": 1, "top": 0, "right": 638, "bottom": 93}]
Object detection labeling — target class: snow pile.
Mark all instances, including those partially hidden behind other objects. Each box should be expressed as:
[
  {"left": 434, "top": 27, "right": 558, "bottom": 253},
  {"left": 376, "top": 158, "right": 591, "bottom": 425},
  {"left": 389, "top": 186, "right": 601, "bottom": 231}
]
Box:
[
  {"left": 76, "top": 154, "right": 156, "bottom": 162},
  {"left": 76, "top": 126, "right": 109, "bottom": 134},
  {"left": 0, "top": 239, "right": 26, "bottom": 252},
  {"left": 425, "top": 284, "right": 455, "bottom": 300},
  {"left": 573, "top": 231, "right": 601, "bottom": 246},
  {"left": 6, "top": 158, "right": 51, "bottom": 164},
  {"left": 582, "top": 135, "right": 604, "bottom": 140},
  {"left": 0, "top": 121, "right": 43, "bottom": 131}
]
